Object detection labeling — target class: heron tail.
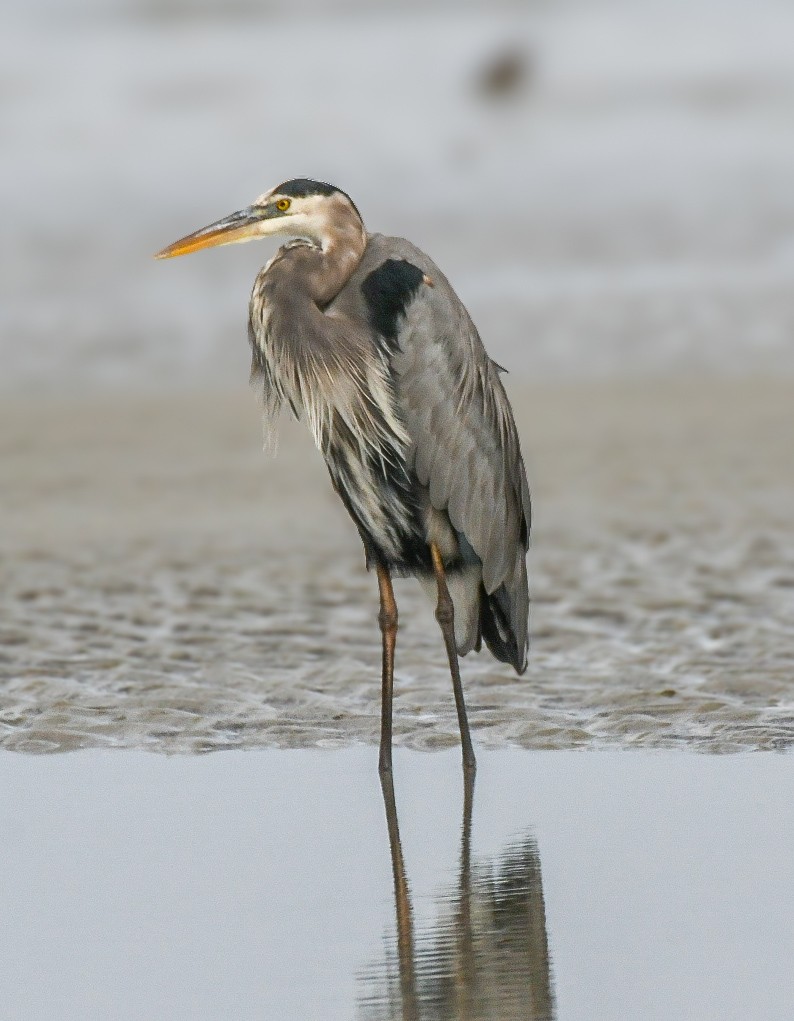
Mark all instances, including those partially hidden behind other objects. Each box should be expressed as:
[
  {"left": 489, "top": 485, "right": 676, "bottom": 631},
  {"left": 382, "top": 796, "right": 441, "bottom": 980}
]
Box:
[{"left": 479, "top": 564, "right": 528, "bottom": 674}]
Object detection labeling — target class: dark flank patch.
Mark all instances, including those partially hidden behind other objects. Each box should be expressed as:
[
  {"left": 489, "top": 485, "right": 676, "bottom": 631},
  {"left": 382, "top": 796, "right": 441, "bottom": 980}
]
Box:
[
  {"left": 361, "top": 259, "right": 426, "bottom": 348},
  {"left": 366, "top": 446, "right": 433, "bottom": 572},
  {"left": 325, "top": 413, "right": 433, "bottom": 575},
  {"left": 275, "top": 179, "right": 362, "bottom": 220}
]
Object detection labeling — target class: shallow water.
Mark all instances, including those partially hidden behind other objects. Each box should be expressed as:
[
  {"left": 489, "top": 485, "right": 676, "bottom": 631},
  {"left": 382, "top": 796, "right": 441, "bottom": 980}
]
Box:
[{"left": 3, "top": 749, "right": 793, "bottom": 1020}]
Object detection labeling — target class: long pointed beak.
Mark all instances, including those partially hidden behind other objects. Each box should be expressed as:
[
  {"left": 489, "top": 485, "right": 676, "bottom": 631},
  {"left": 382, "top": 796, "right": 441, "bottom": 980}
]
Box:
[{"left": 154, "top": 205, "right": 268, "bottom": 259}]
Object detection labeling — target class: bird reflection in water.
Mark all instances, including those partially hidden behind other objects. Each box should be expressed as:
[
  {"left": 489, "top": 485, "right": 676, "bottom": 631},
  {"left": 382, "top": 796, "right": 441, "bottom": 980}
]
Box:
[{"left": 359, "top": 772, "right": 556, "bottom": 1020}]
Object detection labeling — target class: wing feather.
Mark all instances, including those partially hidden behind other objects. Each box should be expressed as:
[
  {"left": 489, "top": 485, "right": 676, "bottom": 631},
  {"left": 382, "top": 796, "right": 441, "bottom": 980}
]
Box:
[{"left": 334, "top": 234, "right": 531, "bottom": 670}]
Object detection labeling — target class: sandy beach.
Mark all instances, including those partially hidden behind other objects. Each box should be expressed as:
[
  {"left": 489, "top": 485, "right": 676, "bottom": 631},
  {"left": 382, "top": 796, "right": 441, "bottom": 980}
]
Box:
[{"left": 2, "top": 378, "right": 792, "bottom": 755}]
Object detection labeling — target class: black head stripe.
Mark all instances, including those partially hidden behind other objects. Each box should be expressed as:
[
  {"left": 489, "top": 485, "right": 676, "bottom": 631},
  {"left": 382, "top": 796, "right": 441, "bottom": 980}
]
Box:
[{"left": 275, "top": 179, "right": 362, "bottom": 220}]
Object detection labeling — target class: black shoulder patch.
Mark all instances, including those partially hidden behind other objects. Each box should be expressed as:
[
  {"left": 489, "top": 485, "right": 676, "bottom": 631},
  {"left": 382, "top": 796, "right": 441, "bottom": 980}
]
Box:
[
  {"left": 361, "top": 259, "right": 426, "bottom": 346},
  {"left": 275, "top": 178, "right": 362, "bottom": 220}
]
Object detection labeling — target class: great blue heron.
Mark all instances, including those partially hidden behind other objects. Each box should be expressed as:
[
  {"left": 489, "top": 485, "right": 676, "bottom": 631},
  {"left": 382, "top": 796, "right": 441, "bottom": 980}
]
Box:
[{"left": 155, "top": 178, "right": 530, "bottom": 772}]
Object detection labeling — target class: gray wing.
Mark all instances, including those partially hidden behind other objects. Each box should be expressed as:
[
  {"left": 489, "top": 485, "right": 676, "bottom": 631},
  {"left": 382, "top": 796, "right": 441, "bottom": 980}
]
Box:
[{"left": 341, "top": 234, "right": 531, "bottom": 669}]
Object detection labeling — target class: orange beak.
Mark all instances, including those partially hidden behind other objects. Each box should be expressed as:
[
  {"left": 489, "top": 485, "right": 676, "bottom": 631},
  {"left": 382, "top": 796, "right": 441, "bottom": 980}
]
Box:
[{"left": 154, "top": 205, "right": 268, "bottom": 259}]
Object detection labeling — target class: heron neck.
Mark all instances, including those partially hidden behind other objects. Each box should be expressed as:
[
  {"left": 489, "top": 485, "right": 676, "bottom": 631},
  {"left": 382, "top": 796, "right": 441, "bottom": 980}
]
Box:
[
  {"left": 308, "top": 218, "right": 367, "bottom": 306},
  {"left": 254, "top": 217, "right": 367, "bottom": 329}
]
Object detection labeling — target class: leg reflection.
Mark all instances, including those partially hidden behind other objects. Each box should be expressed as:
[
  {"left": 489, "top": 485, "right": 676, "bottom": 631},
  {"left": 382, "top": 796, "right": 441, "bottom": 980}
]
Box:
[
  {"left": 363, "top": 770, "right": 556, "bottom": 1020},
  {"left": 453, "top": 768, "right": 476, "bottom": 1020},
  {"left": 379, "top": 770, "right": 420, "bottom": 1021}
]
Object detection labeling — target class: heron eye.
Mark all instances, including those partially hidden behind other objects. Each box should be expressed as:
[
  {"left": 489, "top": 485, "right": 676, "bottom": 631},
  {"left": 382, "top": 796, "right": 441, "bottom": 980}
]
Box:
[{"left": 276, "top": 198, "right": 291, "bottom": 212}]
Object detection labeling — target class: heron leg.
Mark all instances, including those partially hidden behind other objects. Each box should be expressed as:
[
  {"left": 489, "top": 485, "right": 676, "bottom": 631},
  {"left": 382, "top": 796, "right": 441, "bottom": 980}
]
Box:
[
  {"left": 430, "top": 543, "right": 477, "bottom": 772},
  {"left": 376, "top": 562, "right": 398, "bottom": 774}
]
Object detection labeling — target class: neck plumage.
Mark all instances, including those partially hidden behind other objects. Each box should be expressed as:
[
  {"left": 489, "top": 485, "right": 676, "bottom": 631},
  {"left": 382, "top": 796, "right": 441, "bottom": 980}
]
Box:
[
  {"left": 286, "top": 211, "right": 367, "bottom": 307},
  {"left": 249, "top": 208, "right": 369, "bottom": 406},
  {"left": 249, "top": 211, "right": 406, "bottom": 464}
]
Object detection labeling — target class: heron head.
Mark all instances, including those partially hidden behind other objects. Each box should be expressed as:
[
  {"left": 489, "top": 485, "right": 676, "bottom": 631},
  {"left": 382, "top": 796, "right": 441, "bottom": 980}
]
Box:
[{"left": 155, "top": 179, "right": 364, "bottom": 259}]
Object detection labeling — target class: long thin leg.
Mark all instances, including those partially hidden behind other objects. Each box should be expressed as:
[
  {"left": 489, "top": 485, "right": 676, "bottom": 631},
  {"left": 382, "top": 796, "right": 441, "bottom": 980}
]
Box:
[
  {"left": 430, "top": 543, "right": 476, "bottom": 771},
  {"left": 376, "top": 562, "right": 398, "bottom": 774}
]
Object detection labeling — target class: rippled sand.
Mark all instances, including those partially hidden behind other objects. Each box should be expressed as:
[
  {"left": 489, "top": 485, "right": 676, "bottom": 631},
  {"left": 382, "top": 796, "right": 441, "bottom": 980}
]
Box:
[{"left": 2, "top": 380, "right": 793, "bottom": 754}]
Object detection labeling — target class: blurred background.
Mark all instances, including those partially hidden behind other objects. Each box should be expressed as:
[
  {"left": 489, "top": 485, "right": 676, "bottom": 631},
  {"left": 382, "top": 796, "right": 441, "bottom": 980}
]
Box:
[
  {"left": 4, "top": 0, "right": 794, "bottom": 391},
  {"left": 2, "top": 0, "right": 793, "bottom": 754}
]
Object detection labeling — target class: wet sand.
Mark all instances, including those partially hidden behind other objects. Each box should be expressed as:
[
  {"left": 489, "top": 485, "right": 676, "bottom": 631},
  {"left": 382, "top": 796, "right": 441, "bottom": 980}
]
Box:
[
  {"left": 1, "top": 378, "right": 793, "bottom": 754},
  {"left": 3, "top": 748, "right": 793, "bottom": 1020}
]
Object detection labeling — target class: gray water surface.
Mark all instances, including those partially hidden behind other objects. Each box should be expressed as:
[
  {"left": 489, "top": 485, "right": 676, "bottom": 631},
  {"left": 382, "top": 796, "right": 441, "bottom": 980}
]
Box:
[
  {"left": 4, "top": 0, "right": 794, "bottom": 392},
  {"left": 3, "top": 749, "right": 792, "bottom": 1020}
]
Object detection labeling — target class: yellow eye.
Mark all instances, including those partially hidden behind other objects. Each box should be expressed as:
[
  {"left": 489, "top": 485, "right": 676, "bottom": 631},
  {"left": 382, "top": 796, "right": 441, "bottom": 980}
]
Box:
[{"left": 276, "top": 198, "right": 291, "bottom": 212}]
